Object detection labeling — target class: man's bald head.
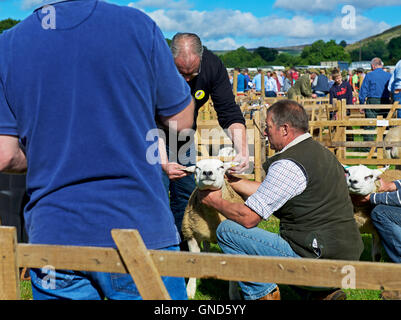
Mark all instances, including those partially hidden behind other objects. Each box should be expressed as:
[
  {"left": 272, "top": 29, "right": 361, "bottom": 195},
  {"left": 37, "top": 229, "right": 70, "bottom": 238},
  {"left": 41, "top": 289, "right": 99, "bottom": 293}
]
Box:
[{"left": 171, "top": 33, "right": 203, "bottom": 81}]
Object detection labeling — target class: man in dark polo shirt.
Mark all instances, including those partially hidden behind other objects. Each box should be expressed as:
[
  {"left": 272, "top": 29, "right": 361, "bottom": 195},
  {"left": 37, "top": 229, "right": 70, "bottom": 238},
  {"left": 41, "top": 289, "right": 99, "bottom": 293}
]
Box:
[
  {"left": 159, "top": 33, "right": 249, "bottom": 234},
  {"left": 199, "top": 100, "right": 363, "bottom": 300}
]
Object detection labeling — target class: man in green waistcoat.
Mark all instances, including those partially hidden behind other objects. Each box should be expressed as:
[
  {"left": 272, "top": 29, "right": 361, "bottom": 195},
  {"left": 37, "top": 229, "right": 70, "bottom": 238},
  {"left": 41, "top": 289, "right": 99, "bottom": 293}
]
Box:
[
  {"left": 199, "top": 99, "right": 363, "bottom": 300},
  {"left": 287, "top": 70, "right": 318, "bottom": 100}
]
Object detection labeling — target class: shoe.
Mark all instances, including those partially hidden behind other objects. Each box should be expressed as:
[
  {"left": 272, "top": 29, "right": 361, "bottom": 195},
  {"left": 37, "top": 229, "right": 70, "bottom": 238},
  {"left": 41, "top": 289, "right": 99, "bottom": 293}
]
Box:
[
  {"left": 308, "top": 289, "right": 347, "bottom": 300},
  {"left": 20, "top": 267, "right": 31, "bottom": 281},
  {"left": 258, "top": 287, "right": 280, "bottom": 300},
  {"left": 381, "top": 290, "right": 401, "bottom": 300}
]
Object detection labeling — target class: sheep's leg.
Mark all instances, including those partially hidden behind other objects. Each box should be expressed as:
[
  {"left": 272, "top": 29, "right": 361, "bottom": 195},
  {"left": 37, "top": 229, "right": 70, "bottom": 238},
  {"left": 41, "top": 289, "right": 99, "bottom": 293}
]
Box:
[
  {"left": 186, "top": 238, "right": 201, "bottom": 299},
  {"left": 229, "top": 281, "right": 242, "bottom": 300},
  {"left": 203, "top": 241, "right": 210, "bottom": 252},
  {"left": 371, "top": 231, "right": 382, "bottom": 262}
]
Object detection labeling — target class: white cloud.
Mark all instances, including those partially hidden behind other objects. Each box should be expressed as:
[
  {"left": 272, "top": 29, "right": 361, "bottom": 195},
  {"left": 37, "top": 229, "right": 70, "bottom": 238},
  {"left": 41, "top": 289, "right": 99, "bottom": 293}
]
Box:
[
  {"left": 139, "top": 7, "right": 391, "bottom": 49},
  {"left": 128, "top": 0, "right": 192, "bottom": 10},
  {"left": 273, "top": 0, "right": 401, "bottom": 14}
]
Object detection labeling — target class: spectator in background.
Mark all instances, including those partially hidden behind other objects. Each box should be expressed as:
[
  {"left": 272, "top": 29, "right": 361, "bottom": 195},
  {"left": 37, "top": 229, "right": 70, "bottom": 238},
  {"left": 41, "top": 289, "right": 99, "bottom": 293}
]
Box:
[
  {"left": 236, "top": 68, "right": 245, "bottom": 94},
  {"left": 244, "top": 68, "right": 251, "bottom": 92},
  {"left": 287, "top": 70, "right": 317, "bottom": 100},
  {"left": 359, "top": 58, "right": 391, "bottom": 108},
  {"left": 252, "top": 69, "right": 268, "bottom": 93},
  {"left": 357, "top": 68, "right": 365, "bottom": 91},
  {"left": 312, "top": 69, "right": 330, "bottom": 97},
  {"left": 388, "top": 59, "right": 401, "bottom": 118},
  {"left": 266, "top": 71, "right": 278, "bottom": 97},
  {"left": 282, "top": 71, "right": 292, "bottom": 93},
  {"left": 359, "top": 57, "right": 391, "bottom": 142},
  {"left": 329, "top": 69, "right": 354, "bottom": 106},
  {"left": 272, "top": 71, "right": 282, "bottom": 94}
]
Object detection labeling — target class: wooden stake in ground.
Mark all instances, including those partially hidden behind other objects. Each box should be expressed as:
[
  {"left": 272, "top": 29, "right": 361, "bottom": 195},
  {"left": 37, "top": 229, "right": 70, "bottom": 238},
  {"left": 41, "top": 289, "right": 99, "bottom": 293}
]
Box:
[{"left": 111, "top": 229, "right": 171, "bottom": 300}]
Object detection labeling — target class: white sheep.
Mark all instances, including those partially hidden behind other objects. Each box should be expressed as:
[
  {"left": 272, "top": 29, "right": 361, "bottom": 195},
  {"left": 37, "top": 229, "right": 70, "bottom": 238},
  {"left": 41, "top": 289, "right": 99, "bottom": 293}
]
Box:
[
  {"left": 182, "top": 159, "right": 244, "bottom": 300},
  {"left": 344, "top": 164, "right": 401, "bottom": 261},
  {"left": 384, "top": 126, "right": 401, "bottom": 169}
]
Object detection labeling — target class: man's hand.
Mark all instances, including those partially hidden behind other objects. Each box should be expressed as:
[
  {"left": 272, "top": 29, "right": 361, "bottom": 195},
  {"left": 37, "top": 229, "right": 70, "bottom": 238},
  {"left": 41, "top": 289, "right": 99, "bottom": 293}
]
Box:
[
  {"left": 377, "top": 178, "right": 397, "bottom": 192},
  {"left": 350, "top": 193, "right": 371, "bottom": 205},
  {"left": 311, "top": 93, "right": 317, "bottom": 98},
  {"left": 162, "top": 162, "right": 192, "bottom": 180},
  {"left": 198, "top": 188, "right": 223, "bottom": 209},
  {"left": 228, "top": 152, "right": 249, "bottom": 174}
]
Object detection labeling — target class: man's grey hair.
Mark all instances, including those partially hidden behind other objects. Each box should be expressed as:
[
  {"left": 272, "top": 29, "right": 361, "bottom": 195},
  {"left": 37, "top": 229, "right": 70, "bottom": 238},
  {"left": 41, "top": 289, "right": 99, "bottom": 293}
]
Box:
[
  {"left": 171, "top": 33, "right": 204, "bottom": 59},
  {"left": 371, "top": 57, "right": 383, "bottom": 67},
  {"left": 267, "top": 100, "right": 309, "bottom": 133}
]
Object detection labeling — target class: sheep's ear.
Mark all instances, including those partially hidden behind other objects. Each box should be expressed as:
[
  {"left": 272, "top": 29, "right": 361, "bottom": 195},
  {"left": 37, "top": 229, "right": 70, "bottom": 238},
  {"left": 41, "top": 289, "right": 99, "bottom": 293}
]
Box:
[
  {"left": 223, "top": 162, "right": 239, "bottom": 171},
  {"left": 341, "top": 164, "right": 350, "bottom": 174},
  {"left": 184, "top": 165, "right": 196, "bottom": 173},
  {"left": 372, "top": 166, "right": 388, "bottom": 179}
]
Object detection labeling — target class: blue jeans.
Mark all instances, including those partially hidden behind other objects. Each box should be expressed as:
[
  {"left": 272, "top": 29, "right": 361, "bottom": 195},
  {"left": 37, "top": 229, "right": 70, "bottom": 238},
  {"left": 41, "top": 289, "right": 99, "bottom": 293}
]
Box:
[
  {"left": 162, "top": 143, "right": 196, "bottom": 232},
  {"left": 216, "top": 220, "right": 300, "bottom": 300},
  {"left": 394, "top": 92, "right": 401, "bottom": 118},
  {"left": 30, "top": 245, "right": 187, "bottom": 300},
  {"left": 371, "top": 204, "right": 401, "bottom": 263}
]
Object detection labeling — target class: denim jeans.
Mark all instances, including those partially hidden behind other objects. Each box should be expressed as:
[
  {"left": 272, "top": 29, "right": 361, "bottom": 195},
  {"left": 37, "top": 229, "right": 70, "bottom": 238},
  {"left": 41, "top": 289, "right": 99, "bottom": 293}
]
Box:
[
  {"left": 216, "top": 220, "right": 300, "bottom": 300},
  {"left": 162, "top": 143, "right": 196, "bottom": 232},
  {"left": 371, "top": 204, "right": 401, "bottom": 263},
  {"left": 30, "top": 245, "right": 187, "bottom": 300},
  {"left": 394, "top": 92, "right": 401, "bottom": 118}
]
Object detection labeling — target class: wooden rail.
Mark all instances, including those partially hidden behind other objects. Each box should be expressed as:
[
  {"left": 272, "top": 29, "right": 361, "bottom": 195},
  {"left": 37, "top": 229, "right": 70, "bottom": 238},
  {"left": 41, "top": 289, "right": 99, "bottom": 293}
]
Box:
[{"left": 2, "top": 226, "right": 401, "bottom": 300}]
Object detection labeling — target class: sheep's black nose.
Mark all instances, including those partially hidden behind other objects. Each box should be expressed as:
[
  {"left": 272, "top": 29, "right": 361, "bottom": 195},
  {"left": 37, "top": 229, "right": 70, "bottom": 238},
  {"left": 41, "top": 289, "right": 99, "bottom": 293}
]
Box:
[{"left": 203, "top": 171, "right": 213, "bottom": 177}]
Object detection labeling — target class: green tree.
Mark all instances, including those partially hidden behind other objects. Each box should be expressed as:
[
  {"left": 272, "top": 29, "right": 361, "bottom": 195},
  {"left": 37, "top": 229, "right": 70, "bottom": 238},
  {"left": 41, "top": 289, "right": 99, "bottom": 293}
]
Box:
[
  {"left": 0, "top": 18, "right": 20, "bottom": 34},
  {"left": 350, "top": 40, "right": 390, "bottom": 62},
  {"left": 387, "top": 36, "right": 401, "bottom": 64},
  {"left": 219, "top": 46, "right": 267, "bottom": 68},
  {"left": 254, "top": 47, "right": 278, "bottom": 62},
  {"left": 301, "top": 40, "right": 351, "bottom": 65}
]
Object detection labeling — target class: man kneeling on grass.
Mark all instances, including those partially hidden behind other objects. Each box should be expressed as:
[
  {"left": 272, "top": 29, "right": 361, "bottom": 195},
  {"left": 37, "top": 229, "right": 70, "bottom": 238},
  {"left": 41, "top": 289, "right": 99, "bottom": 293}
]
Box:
[{"left": 199, "top": 100, "right": 364, "bottom": 300}]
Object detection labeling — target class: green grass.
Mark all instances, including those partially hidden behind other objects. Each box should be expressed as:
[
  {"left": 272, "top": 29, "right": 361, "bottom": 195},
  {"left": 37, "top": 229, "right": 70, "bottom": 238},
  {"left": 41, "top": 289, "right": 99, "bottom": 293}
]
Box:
[{"left": 191, "top": 216, "right": 386, "bottom": 301}]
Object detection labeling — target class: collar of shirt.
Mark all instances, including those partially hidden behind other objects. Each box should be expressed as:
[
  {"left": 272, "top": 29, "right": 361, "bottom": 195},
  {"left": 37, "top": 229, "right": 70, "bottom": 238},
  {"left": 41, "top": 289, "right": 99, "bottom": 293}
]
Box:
[{"left": 275, "top": 132, "right": 312, "bottom": 155}]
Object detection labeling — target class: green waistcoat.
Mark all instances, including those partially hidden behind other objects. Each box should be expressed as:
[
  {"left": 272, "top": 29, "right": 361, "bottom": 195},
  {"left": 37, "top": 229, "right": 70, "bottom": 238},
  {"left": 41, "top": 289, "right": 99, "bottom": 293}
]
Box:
[{"left": 264, "top": 137, "right": 364, "bottom": 260}]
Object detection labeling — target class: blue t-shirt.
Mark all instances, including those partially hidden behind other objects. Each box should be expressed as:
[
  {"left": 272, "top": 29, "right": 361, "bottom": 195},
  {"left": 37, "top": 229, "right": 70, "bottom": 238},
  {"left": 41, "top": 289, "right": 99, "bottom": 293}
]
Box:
[
  {"left": 0, "top": 0, "right": 192, "bottom": 249},
  {"left": 237, "top": 73, "right": 245, "bottom": 92}
]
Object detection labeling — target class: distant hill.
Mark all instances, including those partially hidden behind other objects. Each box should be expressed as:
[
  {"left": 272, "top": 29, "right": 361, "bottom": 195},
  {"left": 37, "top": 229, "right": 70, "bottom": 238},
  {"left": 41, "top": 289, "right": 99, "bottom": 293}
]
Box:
[
  {"left": 346, "top": 24, "right": 401, "bottom": 51},
  {"left": 213, "top": 44, "right": 308, "bottom": 56}
]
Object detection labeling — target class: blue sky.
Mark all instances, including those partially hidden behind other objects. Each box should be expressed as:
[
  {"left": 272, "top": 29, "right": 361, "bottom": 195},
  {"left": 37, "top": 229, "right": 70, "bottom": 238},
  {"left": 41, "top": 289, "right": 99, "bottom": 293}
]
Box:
[{"left": 1, "top": 0, "right": 401, "bottom": 49}]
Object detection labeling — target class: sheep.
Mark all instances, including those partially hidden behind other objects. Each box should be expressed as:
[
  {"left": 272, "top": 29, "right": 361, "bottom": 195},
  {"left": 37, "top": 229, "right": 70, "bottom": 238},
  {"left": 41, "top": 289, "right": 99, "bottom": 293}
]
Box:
[
  {"left": 344, "top": 164, "right": 401, "bottom": 261},
  {"left": 384, "top": 126, "right": 401, "bottom": 169},
  {"left": 182, "top": 159, "right": 244, "bottom": 300}
]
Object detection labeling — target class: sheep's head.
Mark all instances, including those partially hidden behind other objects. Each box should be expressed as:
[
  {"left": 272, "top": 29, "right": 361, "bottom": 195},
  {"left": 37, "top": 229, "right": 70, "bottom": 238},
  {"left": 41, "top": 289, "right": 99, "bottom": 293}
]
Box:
[
  {"left": 343, "top": 164, "right": 388, "bottom": 195},
  {"left": 186, "top": 159, "right": 237, "bottom": 190}
]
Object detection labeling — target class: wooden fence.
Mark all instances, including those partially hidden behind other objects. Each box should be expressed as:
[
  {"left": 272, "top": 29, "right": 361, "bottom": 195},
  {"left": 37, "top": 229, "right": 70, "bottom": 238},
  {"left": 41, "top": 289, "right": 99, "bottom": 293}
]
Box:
[
  {"left": 2, "top": 226, "right": 401, "bottom": 300},
  {"left": 308, "top": 99, "right": 401, "bottom": 165},
  {"left": 196, "top": 104, "right": 267, "bottom": 182}
]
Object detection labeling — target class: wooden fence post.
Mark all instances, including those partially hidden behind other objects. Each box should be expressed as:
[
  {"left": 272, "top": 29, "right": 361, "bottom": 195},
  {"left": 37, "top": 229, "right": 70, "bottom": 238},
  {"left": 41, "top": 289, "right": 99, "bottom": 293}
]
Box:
[
  {"left": 261, "top": 70, "right": 265, "bottom": 100},
  {"left": 111, "top": 229, "right": 171, "bottom": 300},
  {"left": 0, "top": 227, "right": 20, "bottom": 300},
  {"left": 233, "top": 70, "right": 238, "bottom": 97}
]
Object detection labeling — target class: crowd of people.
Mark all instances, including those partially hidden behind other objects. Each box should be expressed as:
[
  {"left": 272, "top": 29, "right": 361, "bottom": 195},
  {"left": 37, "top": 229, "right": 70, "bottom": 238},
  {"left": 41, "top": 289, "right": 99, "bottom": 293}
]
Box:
[
  {"left": 0, "top": 0, "right": 400, "bottom": 302},
  {"left": 231, "top": 62, "right": 396, "bottom": 108}
]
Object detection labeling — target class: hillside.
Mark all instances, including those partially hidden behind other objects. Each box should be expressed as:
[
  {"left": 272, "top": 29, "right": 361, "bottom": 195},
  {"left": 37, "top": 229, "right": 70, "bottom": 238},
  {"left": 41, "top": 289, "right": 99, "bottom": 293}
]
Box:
[{"left": 346, "top": 24, "right": 401, "bottom": 51}]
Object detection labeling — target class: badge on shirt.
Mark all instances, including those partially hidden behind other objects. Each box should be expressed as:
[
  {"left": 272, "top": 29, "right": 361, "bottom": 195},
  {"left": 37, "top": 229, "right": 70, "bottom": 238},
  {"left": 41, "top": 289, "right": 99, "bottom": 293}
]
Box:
[{"left": 195, "top": 90, "right": 205, "bottom": 100}]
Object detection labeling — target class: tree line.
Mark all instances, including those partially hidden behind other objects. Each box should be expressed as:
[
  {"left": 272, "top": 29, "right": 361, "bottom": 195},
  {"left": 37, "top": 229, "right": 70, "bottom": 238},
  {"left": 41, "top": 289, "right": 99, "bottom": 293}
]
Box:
[{"left": 218, "top": 38, "right": 401, "bottom": 68}]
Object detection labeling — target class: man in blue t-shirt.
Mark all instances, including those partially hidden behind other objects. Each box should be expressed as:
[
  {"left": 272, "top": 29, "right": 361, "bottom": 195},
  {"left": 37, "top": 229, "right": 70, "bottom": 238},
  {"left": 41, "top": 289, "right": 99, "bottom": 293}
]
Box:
[{"left": 0, "top": 0, "right": 194, "bottom": 300}]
